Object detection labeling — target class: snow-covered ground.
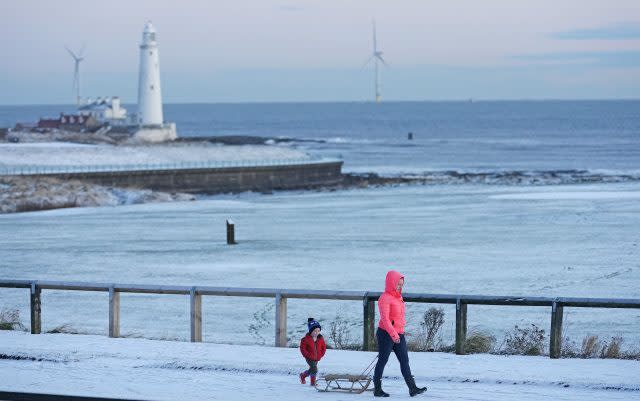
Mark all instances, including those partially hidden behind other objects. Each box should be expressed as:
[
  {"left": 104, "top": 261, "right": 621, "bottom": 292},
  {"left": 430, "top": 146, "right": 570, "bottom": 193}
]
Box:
[
  {"left": 0, "top": 331, "right": 637, "bottom": 400},
  {"left": 0, "top": 142, "right": 310, "bottom": 167},
  {"left": 1, "top": 182, "right": 639, "bottom": 347}
]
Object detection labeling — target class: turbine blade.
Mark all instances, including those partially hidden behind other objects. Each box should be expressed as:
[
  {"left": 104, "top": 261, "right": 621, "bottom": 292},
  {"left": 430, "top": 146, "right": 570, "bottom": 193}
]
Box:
[
  {"left": 377, "top": 55, "right": 388, "bottom": 67},
  {"left": 65, "top": 46, "right": 77, "bottom": 59},
  {"left": 372, "top": 20, "right": 377, "bottom": 52},
  {"left": 362, "top": 55, "right": 375, "bottom": 69}
]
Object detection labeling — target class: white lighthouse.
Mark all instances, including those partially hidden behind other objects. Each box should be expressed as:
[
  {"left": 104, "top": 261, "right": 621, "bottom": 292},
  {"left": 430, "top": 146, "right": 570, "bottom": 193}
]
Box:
[
  {"left": 134, "top": 21, "right": 176, "bottom": 142},
  {"left": 138, "top": 21, "right": 163, "bottom": 126}
]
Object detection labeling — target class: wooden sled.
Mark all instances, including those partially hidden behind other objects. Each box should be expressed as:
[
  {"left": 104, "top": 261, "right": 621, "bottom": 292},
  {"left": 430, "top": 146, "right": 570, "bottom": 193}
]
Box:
[{"left": 315, "top": 374, "right": 372, "bottom": 394}]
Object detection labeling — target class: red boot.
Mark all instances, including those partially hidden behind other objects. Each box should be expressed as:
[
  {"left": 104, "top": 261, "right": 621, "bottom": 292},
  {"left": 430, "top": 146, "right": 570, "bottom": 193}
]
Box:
[
  {"left": 310, "top": 375, "right": 317, "bottom": 386},
  {"left": 299, "top": 371, "right": 308, "bottom": 384}
]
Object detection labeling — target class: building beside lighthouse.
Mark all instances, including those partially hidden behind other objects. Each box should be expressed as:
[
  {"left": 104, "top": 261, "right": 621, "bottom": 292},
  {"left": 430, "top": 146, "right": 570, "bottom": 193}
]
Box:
[{"left": 133, "top": 22, "right": 177, "bottom": 142}]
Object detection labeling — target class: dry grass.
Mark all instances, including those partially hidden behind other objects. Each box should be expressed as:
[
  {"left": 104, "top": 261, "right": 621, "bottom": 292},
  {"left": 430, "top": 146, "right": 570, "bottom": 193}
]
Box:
[
  {"left": 408, "top": 307, "right": 446, "bottom": 352},
  {"left": 562, "top": 334, "right": 639, "bottom": 360},
  {"left": 581, "top": 335, "right": 600, "bottom": 358},
  {"left": 600, "top": 337, "right": 623, "bottom": 359},
  {"left": 46, "top": 324, "right": 79, "bottom": 334},
  {"left": 329, "top": 315, "right": 360, "bottom": 350},
  {"left": 465, "top": 330, "right": 496, "bottom": 354},
  {"left": 501, "top": 324, "right": 546, "bottom": 356},
  {"left": 0, "top": 308, "right": 26, "bottom": 331}
]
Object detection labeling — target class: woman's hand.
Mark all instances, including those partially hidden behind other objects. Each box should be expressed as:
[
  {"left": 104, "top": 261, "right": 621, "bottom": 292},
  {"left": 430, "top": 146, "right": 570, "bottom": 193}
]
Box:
[{"left": 393, "top": 336, "right": 401, "bottom": 344}]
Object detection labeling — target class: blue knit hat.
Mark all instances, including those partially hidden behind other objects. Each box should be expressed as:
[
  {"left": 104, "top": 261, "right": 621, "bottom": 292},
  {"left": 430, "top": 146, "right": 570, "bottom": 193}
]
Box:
[{"left": 307, "top": 317, "right": 321, "bottom": 333}]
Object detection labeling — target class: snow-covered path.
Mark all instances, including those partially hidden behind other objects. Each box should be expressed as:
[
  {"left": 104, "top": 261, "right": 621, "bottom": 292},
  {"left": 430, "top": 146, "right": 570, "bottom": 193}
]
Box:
[{"left": 0, "top": 331, "right": 638, "bottom": 400}]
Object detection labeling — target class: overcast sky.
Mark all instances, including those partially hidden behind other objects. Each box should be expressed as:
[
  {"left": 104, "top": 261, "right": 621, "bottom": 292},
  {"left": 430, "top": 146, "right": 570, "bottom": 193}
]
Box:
[{"left": 1, "top": 0, "right": 639, "bottom": 104}]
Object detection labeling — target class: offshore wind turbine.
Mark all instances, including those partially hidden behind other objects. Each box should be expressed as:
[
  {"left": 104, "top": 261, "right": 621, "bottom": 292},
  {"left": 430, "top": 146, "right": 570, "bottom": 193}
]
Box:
[
  {"left": 364, "top": 20, "right": 387, "bottom": 103},
  {"left": 65, "top": 46, "right": 85, "bottom": 105}
]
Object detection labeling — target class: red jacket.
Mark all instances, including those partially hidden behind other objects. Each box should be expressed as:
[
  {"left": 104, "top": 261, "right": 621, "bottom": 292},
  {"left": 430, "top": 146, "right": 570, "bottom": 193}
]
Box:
[{"left": 299, "top": 333, "right": 326, "bottom": 361}]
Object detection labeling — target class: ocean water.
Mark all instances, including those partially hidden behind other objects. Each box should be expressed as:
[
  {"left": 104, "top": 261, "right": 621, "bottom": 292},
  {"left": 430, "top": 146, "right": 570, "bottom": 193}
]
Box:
[
  {"left": 3, "top": 100, "right": 640, "bottom": 175},
  {"left": 1, "top": 101, "right": 639, "bottom": 348}
]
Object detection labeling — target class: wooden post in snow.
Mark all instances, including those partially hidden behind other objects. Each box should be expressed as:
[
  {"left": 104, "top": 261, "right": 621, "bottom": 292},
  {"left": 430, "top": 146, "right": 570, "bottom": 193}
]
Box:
[
  {"left": 275, "top": 293, "right": 287, "bottom": 347},
  {"left": 30, "top": 283, "right": 41, "bottom": 334},
  {"left": 109, "top": 286, "right": 120, "bottom": 338},
  {"left": 550, "top": 301, "right": 564, "bottom": 359},
  {"left": 363, "top": 294, "right": 376, "bottom": 351},
  {"left": 455, "top": 298, "right": 467, "bottom": 355},
  {"left": 226, "top": 219, "right": 237, "bottom": 245}
]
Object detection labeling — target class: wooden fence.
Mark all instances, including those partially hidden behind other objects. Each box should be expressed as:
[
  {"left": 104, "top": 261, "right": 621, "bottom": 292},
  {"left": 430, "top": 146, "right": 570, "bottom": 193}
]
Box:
[{"left": 1, "top": 279, "right": 639, "bottom": 359}]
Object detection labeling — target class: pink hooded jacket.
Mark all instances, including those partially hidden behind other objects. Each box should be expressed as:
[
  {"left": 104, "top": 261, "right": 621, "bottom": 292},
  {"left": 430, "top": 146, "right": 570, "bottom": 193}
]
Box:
[{"left": 377, "top": 270, "right": 406, "bottom": 342}]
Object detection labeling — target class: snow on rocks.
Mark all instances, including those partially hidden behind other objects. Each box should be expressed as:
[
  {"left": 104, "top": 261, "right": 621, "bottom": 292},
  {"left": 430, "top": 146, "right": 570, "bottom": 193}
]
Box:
[{"left": 0, "top": 176, "right": 195, "bottom": 213}]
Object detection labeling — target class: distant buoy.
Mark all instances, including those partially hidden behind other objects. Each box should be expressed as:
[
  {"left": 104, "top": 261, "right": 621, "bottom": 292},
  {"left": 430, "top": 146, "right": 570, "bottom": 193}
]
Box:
[{"left": 408, "top": 132, "right": 413, "bottom": 140}]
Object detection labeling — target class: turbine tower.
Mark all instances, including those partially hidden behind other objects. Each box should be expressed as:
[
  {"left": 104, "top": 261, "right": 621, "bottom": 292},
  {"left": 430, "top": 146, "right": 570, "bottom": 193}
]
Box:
[
  {"left": 65, "top": 46, "right": 85, "bottom": 105},
  {"left": 364, "top": 20, "right": 387, "bottom": 103}
]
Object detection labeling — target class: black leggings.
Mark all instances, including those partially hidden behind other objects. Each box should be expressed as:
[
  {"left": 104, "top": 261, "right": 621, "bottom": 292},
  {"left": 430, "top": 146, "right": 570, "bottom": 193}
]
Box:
[
  {"left": 305, "top": 359, "right": 318, "bottom": 375},
  {"left": 373, "top": 328, "right": 412, "bottom": 382}
]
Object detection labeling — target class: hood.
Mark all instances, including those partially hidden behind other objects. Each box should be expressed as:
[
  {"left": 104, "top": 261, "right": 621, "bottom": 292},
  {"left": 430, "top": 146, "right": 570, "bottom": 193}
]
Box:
[{"left": 384, "top": 270, "right": 404, "bottom": 297}]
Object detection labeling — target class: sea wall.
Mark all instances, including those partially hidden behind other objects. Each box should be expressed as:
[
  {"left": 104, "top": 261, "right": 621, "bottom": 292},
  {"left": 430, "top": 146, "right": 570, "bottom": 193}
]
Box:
[{"left": 16, "top": 161, "right": 344, "bottom": 194}]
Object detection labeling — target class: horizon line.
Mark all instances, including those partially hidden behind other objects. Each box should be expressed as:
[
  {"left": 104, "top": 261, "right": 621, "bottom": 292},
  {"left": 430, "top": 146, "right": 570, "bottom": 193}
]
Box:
[{"left": 1, "top": 97, "right": 639, "bottom": 107}]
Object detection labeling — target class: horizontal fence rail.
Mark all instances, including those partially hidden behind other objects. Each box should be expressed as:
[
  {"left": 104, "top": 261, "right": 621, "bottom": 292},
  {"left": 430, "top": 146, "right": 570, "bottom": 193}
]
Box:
[
  {"left": 1, "top": 279, "right": 639, "bottom": 359},
  {"left": 0, "top": 157, "right": 340, "bottom": 176}
]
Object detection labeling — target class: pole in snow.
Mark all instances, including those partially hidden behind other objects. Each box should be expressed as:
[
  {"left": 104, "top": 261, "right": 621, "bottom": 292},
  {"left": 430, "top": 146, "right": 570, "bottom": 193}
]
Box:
[{"left": 226, "top": 219, "right": 237, "bottom": 245}]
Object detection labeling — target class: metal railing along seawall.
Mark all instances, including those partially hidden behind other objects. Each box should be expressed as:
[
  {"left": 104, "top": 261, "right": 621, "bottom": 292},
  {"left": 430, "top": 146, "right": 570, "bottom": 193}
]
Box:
[
  {"left": 2, "top": 279, "right": 640, "bottom": 359},
  {"left": 0, "top": 157, "right": 339, "bottom": 176}
]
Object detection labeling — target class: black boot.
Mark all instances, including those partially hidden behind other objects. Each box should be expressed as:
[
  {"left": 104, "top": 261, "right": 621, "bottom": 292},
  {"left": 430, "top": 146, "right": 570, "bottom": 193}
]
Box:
[
  {"left": 373, "top": 379, "right": 390, "bottom": 397},
  {"left": 405, "top": 376, "right": 427, "bottom": 397}
]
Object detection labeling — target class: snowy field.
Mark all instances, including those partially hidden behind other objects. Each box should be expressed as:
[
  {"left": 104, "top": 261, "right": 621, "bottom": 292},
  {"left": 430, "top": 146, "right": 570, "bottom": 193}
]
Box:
[
  {"left": 1, "top": 182, "right": 639, "bottom": 347},
  {"left": 0, "top": 331, "right": 638, "bottom": 400}
]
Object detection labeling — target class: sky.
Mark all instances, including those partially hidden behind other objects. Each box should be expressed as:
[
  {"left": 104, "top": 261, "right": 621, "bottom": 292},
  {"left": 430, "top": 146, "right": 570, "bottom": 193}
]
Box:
[{"left": 1, "top": 0, "right": 639, "bottom": 104}]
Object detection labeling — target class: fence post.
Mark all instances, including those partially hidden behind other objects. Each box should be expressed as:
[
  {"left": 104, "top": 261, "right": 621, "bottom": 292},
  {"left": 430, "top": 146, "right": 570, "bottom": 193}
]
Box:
[
  {"left": 362, "top": 294, "right": 376, "bottom": 351},
  {"left": 30, "top": 283, "right": 41, "bottom": 334},
  {"left": 109, "top": 286, "right": 120, "bottom": 338},
  {"left": 455, "top": 298, "right": 467, "bottom": 355},
  {"left": 190, "top": 287, "right": 202, "bottom": 342},
  {"left": 550, "top": 300, "right": 564, "bottom": 359},
  {"left": 275, "top": 293, "right": 287, "bottom": 347}
]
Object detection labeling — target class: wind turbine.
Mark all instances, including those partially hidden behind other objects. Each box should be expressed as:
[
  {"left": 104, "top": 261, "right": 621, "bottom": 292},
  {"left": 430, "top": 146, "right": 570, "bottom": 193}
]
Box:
[
  {"left": 364, "top": 20, "right": 387, "bottom": 103},
  {"left": 65, "top": 46, "right": 85, "bottom": 105}
]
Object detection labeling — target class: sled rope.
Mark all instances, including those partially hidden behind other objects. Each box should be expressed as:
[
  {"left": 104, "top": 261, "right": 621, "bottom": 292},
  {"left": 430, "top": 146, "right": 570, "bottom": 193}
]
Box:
[{"left": 358, "top": 354, "right": 378, "bottom": 378}]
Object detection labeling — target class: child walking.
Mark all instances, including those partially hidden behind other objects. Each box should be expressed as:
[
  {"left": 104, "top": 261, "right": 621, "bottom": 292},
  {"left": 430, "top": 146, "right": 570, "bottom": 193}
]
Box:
[{"left": 299, "top": 317, "right": 326, "bottom": 386}]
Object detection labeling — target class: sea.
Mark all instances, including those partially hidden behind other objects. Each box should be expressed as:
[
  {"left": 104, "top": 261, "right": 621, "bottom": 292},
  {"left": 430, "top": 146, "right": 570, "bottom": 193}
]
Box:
[
  {"left": 3, "top": 100, "right": 639, "bottom": 176},
  {"left": 1, "top": 101, "right": 639, "bottom": 349}
]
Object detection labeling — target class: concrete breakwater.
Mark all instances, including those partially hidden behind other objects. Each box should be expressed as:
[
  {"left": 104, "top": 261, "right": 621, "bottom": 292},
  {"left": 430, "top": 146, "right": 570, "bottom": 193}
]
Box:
[{"left": 12, "top": 160, "right": 344, "bottom": 194}]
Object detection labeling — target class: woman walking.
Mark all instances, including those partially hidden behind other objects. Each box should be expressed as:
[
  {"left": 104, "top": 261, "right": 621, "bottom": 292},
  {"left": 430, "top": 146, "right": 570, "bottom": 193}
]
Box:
[{"left": 373, "top": 270, "right": 427, "bottom": 397}]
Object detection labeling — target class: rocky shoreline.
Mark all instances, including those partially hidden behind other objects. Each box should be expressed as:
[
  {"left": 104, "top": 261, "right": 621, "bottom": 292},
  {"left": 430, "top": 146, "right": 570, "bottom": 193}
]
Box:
[
  {"left": 0, "top": 176, "right": 197, "bottom": 214},
  {"left": 0, "top": 173, "right": 419, "bottom": 214},
  {"left": 3, "top": 167, "right": 640, "bottom": 214}
]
